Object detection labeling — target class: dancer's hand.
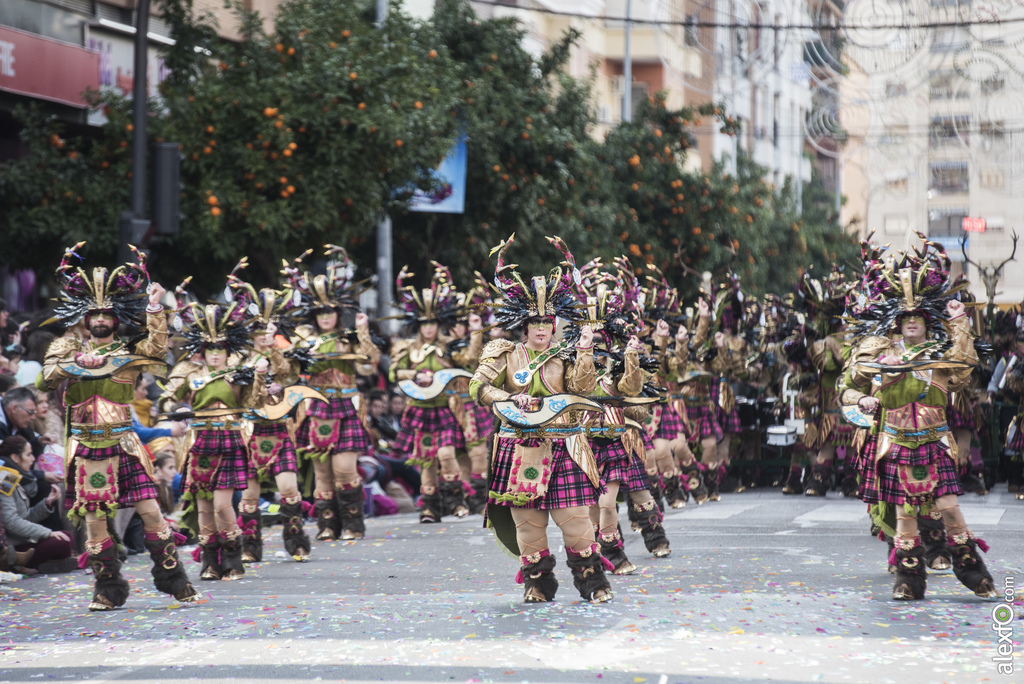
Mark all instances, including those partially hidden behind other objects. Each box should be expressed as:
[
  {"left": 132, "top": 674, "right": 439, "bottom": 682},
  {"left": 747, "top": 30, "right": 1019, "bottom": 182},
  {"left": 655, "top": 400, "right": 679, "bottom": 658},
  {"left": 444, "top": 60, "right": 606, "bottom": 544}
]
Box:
[
  {"left": 415, "top": 370, "right": 433, "bottom": 387},
  {"left": 655, "top": 320, "right": 670, "bottom": 337},
  {"left": 858, "top": 396, "right": 879, "bottom": 413},
  {"left": 511, "top": 393, "right": 531, "bottom": 409},
  {"left": 355, "top": 312, "right": 369, "bottom": 328},
  {"left": 578, "top": 325, "right": 594, "bottom": 348}
]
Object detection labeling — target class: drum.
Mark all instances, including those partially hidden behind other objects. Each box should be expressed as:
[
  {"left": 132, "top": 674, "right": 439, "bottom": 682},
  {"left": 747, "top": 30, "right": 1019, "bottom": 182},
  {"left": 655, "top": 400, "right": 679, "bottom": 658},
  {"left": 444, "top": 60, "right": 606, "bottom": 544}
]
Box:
[
  {"left": 766, "top": 425, "right": 797, "bottom": 446},
  {"left": 758, "top": 397, "right": 780, "bottom": 426},
  {"left": 736, "top": 397, "right": 758, "bottom": 428}
]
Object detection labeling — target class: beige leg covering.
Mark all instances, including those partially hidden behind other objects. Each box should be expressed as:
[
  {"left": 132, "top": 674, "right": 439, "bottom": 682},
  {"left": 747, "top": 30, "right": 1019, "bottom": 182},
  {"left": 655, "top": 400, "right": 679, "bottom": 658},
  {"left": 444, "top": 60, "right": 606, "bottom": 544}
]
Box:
[
  {"left": 955, "top": 429, "right": 971, "bottom": 467},
  {"left": 274, "top": 471, "right": 300, "bottom": 500},
  {"left": 239, "top": 478, "right": 261, "bottom": 513},
  {"left": 213, "top": 489, "right": 238, "bottom": 535},
  {"left": 551, "top": 506, "right": 597, "bottom": 553},
  {"left": 134, "top": 498, "right": 165, "bottom": 533},
  {"left": 701, "top": 436, "right": 719, "bottom": 470},
  {"left": 332, "top": 450, "right": 361, "bottom": 489},
  {"left": 933, "top": 494, "right": 968, "bottom": 538},
  {"left": 85, "top": 511, "right": 111, "bottom": 545},
  {"left": 312, "top": 459, "right": 335, "bottom": 499},
  {"left": 671, "top": 437, "right": 696, "bottom": 468},
  {"left": 421, "top": 461, "right": 439, "bottom": 495},
  {"left": 895, "top": 504, "right": 920, "bottom": 545},
  {"left": 196, "top": 497, "right": 217, "bottom": 537},
  {"left": 468, "top": 444, "right": 489, "bottom": 477},
  {"left": 594, "top": 481, "right": 621, "bottom": 539},
  {"left": 653, "top": 439, "right": 681, "bottom": 477},
  {"left": 511, "top": 508, "right": 550, "bottom": 557},
  {"left": 437, "top": 445, "right": 460, "bottom": 481},
  {"left": 816, "top": 444, "right": 836, "bottom": 466}
]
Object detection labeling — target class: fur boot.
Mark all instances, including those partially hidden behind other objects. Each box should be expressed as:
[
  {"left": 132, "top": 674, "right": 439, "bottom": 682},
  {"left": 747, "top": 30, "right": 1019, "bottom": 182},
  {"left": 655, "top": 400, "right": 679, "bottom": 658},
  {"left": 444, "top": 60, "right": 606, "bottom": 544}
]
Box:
[
  {"left": 680, "top": 462, "right": 708, "bottom": 504},
  {"left": 803, "top": 462, "right": 831, "bottom": 497},
  {"left": 892, "top": 542, "right": 927, "bottom": 600},
  {"left": 781, "top": 468, "right": 803, "bottom": 495},
  {"left": 419, "top": 488, "right": 442, "bottom": 523},
  {"left": 87, "top": 537, "right": 130, "bottom": 611},
  {"left": 337, "top": 484, "right": 366, "bottom": 540},
  {"left": 949, "top": 533, "right": 997, "bottom": 598},
  {"left": 438, "top": 478, "right": 469, "bottom": 518},
  {"left": 518, "top": 551, "right": 558, "bottom": 602},
  {"left": 314, "top": 494, "right": 341, "bottom": 541},
  {"left": 633, "top": 499, "right": 671, "bottom": 557},
  {"left": 598, "top": 528, "right": 635, "bottom": 575},
  {"left": 466, "top": 476, "right": 488, "bottom": 515},
  {"left": 280, "top": 496, "right": 310, "bottom": 561},
  {"left": 566, "top": 544, "right": 614, "bottom": 603},
  {"left": 239, "top": 507, "right": 263, "bottom": 563},
  {"left": 143, "top": 528, "right": 199, "bottom": 602},
  {"left": 919, "top": 515, "right": 951, "bottom": 571},
  {"left": 663, "top": 473, "right": 688, "bottom": 508},
  {"left": 219, "top": 530, "right": 245, "bottom": 581},
  {"left": 198, "top": 533, "right": 221, "bottom": 581}
]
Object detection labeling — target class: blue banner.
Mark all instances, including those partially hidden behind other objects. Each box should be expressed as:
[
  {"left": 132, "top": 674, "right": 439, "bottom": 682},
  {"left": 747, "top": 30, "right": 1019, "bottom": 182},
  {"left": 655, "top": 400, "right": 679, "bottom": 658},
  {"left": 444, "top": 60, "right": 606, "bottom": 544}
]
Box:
[{"left": 409, "top": 134, "right": 466, "bottom": 214}]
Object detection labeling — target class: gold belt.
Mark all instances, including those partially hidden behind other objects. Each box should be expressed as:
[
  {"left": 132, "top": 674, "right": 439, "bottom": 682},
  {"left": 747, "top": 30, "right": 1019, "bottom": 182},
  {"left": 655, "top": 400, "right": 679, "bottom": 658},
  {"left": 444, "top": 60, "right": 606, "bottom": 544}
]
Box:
[
  {"left": 881, "top": 422, "right": 949, "bottom": 443},
  {"left": 70, "top": 420, "right": 132, "bottom": 439}
]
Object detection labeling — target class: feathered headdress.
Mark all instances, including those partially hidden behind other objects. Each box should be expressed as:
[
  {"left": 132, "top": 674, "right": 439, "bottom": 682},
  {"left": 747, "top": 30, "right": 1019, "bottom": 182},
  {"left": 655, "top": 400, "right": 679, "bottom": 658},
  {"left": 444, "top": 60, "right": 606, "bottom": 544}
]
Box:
[
  {"left": 395, "top": 261, "right": 462, "bottom": 330},
  {"left": 284, "top": 245, "right": 364, "bottom": 320},
  {"left": 489, "top": 234, "right": 582, "bottom": 331},
  {"left": 794, "top": 267, "right": 850, "bottom": 339},
  {"left": 850, "top": 232, "right": 963, "bottom": 340},
  {"left": 50, "top": 242, "right": 150, "bottom": 328},
  {"left": 460, "top": 271, "right": 494, "bottom": 322},
  {"left": 713, "top": 273, "right": 744, "bottom": 334},
  {"left": 226, "top": 258, "right": 303, "bottom": 337},
  {"left": 570, "top": 256, "right": 642, "bottom": 347},
  {"left": 641, "top": 264, "right": 683, "bottom": 326},
  {"left": 177, "top": 299, "right": 257, "bottom": 357}
]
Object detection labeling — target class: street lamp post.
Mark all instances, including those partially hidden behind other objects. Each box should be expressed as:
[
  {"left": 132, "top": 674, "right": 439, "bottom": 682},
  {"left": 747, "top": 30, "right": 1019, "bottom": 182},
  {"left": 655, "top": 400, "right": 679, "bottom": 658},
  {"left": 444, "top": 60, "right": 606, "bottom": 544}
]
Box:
[
  {"left": 376, "top": 0, "right": 395, "bottom": 333},
  {"left": 117, "top": 0, "right": 152, "bottom": 264}
]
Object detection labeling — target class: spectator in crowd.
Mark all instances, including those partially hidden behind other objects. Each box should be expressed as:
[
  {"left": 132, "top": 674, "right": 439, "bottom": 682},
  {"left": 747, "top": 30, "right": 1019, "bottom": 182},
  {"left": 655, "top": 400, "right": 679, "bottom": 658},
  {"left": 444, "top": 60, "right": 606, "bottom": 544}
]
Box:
[
  {"left": 15, "top": 329, "right": 54, "bottom": 388},
  {"left": 132, "top": 374, "right": 157, "bottom": 428},
  {"left": 0, "top": 374, "right": 17, "bottom": 398},
  {"left": 0, "top": 387, "right": 56, "bottom": 457},
  {"left": 388, "top": 390, "right": 406, "bottom": 424},
  {"left": 368, "top": 389, "right": 399, "bottom": 444},
  {"left": 0, "top": 436, "right": 74, "bottom": 573}
]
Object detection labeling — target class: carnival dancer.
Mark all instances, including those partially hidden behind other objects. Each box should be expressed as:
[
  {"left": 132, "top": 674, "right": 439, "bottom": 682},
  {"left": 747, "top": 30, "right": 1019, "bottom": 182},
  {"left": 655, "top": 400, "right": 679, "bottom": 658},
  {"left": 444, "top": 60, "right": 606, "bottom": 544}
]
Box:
[
  {"left": 841, "top": 236, "right": 997, "bottom": 600},
  {"left": 227, "top": 273, "right": 311, "bottom": 562},
  {"left": 798, "top": 272, "right": 855, "bottom": 497},
  {"left": 161, "top": 296, "right": 268, "bottom": 581},
  {"left": 42, "top": 243, "right": 199, "bottom": 610},
  {"left": 578, "top": 258, "right": 669, "bottom": 574},
  {"left": 642, "top": 267, "right": 705, "bottom": 508},
  {"left": 711, "top": 276, "right": 747, "bottom": 492},
  {"left": 676, "top": 298, "right": 725, "bottom": 501},
  {"left": 443, "top": 270, "right": 492, "bottom": 514},
  {"left": 390, "top": 264, "right": 470, "bottom": 522},
  {"left": 287, "top": 246, "right": 379, "bottom": 541},
  {"left": 999, "top": 329, "right": 1024, "bottom": 501},
  {"left": 470, "top": 234, "right": 614, "bottom": 604}
]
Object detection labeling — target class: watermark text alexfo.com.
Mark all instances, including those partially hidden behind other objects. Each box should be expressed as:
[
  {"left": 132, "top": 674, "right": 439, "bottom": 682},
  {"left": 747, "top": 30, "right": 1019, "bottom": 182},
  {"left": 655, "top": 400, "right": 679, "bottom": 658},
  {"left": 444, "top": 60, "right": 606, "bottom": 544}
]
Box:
[{"left": 993, "top": 575, "right": 1016, "bottom": 676}]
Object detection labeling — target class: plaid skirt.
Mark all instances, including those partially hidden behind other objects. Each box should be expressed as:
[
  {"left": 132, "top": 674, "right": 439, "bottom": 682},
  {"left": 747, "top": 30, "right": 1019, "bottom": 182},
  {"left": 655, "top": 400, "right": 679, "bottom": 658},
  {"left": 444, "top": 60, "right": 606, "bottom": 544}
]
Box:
[
  {"left": 489, "top": 437, "right": 599, "bottom": 509},
  {"left": 947, "top": 402, "right": 975, "bottom": 431},
  {"left": 592, "top": 438, "right": 650, "bottom": 493},
  {"left": 860, "top": 440, "right": 962, "bottom": 505},
  {"left": 64, "top": 444, "right": 159, "bottom": 509},
  {"left": 248, "top": 422, "right": 298, "bottom": 479},
  {"left": 393, "top": 405, "right": 466, "bottom": 454},
  {"left": 181, "top": 429, "right": 250, "bottom": 494},
  {"left": 296, "top": 396, "right": 372, "bottom": 456},
  {"left": 685, "top": 404, "right": 723, "bottom": 442},
  {"left": 720, "top": 407, "right": 741, "bottom": 434},
  {"left": 472, "top": 401, "right": 495, "bottom": 439},
  {"left": 652, "top": 404, "right": 686, "bottom": 441},
  {"left": 1008, "top": 418, "right": 1024, "bottom": 452}
]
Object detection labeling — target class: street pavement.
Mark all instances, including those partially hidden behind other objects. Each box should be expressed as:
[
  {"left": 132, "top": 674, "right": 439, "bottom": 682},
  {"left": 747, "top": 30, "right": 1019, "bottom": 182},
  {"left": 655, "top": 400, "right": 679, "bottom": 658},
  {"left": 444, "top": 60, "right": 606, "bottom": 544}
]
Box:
[{"left": 1, "top": 486, "right": 1022, "bottom": 683}]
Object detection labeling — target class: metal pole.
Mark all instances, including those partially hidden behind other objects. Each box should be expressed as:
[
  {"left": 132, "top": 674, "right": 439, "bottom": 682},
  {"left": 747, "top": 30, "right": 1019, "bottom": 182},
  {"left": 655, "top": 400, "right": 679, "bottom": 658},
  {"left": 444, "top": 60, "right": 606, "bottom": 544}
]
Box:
[
  {"left": 623, "top": 0, "right": 632, "bottom": 122},
  {"left": 376, "top": 0, "right": 394, "bottom": 331},
  {"left": 131, "top": 0, "right": 149, "bottom": 218}
]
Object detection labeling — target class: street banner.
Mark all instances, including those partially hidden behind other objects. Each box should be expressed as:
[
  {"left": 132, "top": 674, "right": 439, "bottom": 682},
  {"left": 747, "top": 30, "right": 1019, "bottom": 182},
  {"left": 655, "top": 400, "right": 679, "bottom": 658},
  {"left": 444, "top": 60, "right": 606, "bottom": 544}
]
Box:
[
  {"left": 409, "top": 134, "right": 467, "bottom": 214},
  {"left": 0, "top": 26, "right": 99, "bottom": 108}
]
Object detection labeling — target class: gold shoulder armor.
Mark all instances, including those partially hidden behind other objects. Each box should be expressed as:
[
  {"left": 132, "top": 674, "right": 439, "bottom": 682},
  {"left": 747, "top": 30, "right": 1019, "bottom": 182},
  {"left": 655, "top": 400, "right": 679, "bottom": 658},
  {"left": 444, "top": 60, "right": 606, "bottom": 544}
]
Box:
[
  {"left": 480, "top": 339, "right": 516, "bottom": 362},
  {"left": 390, "top": 339, "right": 414, "bottom": 363},
  {"left": 851, "top": 335, "right": 892, "bottom": 363},
  {"left": 47, "top": 335, "right": 80, "bottom": 359}
]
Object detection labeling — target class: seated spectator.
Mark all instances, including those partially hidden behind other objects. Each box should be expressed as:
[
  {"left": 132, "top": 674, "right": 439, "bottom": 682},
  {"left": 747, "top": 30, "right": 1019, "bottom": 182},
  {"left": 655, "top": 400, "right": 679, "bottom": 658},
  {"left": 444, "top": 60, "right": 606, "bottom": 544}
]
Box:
[
  {"left": 368, "top": 389, "right": 398, "bottom": 445},
  {"left": 0, "top": 374, "right": 17, "bottom": 398},
  {"left": 0, "top": 436, "right": 74, "bottom": 573},
  {"left": 132, "top": 374, "right": 157, "bottom": 428},
  {"left": 14, "top": 329, "right": 53, "bottom": 388},
  {"left": 0, "top": 386, "right": 56, "bottom": 456}
]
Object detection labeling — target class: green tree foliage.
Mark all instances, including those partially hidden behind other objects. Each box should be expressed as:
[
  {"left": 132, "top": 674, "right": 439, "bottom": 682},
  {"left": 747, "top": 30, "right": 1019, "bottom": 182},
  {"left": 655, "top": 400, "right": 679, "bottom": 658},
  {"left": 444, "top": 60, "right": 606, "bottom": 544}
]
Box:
[{"left": 0, "top": 0, "right": 461, "bottom": 292}]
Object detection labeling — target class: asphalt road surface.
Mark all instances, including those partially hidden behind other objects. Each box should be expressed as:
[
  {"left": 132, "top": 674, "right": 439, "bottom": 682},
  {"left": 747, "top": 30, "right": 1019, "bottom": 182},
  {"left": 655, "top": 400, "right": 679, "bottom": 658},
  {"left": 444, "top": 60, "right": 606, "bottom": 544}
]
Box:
[{"left": 1, "top": 487, "right": 1022, "bottom": 683}]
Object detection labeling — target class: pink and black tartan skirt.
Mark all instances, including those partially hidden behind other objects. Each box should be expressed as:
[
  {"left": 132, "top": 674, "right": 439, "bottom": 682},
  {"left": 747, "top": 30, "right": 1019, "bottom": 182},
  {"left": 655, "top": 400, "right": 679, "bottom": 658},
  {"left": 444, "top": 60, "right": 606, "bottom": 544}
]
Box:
[
  {"left": 859, "top": 440, "right": 962, "bottom": 505},
  {"left": 64, "top": 444, "right": 159, "bottom": 508},
  {"left": 489, "top": 437, "right": 599, "bottom": 509},
  {"left": 181, "top": 429, "right": 250, "bottom": 493},
  {"left": 471, "top": 401, "right": 495, "bottom": 441},
  {"left": 946, "top": 402, "right": 975, "bottom": 431},
  {"left": 248, "top": 422, "right": 298, "bottom": 479},
  {"left": 720, "top": 407, "right": 741, "bottom": 434},
  {"left": 296, "top": 396, "right": 372, "bottom": 455},
  {"left": 652, "top": 404, "right": 686, "bottom": 441},
  {"left": 592, "top": 438, "right": 650, "bottom": 493},
  {"left": 685, "top": 404, "right": 723, "bottom": 442},
  {"left": 393, "top": 405, "right": 466, "bottom": 454},
  {"left": 1008, "top": 417, "right": 1024, "bottom": 453}
]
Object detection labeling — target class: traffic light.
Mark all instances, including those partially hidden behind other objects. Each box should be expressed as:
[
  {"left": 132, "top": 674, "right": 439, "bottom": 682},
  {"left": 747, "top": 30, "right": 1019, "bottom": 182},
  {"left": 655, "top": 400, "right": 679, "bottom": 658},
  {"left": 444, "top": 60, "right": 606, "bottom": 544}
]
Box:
[{"left": 152, "top": 142, "right": 181, "bottom": 236}]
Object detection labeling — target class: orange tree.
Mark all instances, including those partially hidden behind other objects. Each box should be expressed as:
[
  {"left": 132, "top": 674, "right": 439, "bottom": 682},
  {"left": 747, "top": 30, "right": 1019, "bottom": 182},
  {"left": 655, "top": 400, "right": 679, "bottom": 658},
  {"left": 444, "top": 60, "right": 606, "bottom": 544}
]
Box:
[
  {"left": 591, "top": 94, "right": 857, "bottom": 301},
  {"left": 0, "top": 0, "right": 461, "bottom": 291},
  {"left": 381, "top": 0, "right": 617, "bottom": 286}
]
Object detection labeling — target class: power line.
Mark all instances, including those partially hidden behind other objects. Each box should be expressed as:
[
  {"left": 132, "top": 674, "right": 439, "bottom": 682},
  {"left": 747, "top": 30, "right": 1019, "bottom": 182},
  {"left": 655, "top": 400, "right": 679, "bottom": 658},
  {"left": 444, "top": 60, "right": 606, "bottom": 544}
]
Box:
[{"left": 468, "top": 0, "right": 1024, "bottom": 31}]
